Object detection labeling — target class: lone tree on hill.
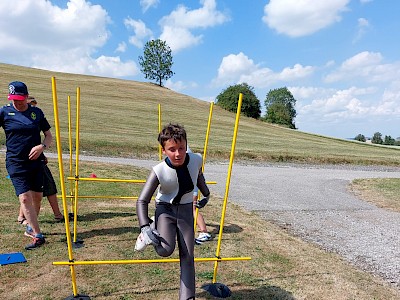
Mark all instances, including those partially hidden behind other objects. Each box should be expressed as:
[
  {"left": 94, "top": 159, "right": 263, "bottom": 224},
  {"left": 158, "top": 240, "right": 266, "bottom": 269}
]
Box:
[
  {"left": 264, "top": 87, "right": 297, "bottom": 129},
  {"left": 215, "top": 83, "right": 261, "bottom": 119},
  {"left": 138, "top": 39, "right": 174, "bottom": 86}
]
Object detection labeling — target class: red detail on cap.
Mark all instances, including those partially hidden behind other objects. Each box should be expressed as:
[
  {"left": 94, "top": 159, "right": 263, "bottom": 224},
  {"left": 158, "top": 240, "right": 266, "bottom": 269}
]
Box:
[{"left": 8, "top": 94, "right": 27, "bottom": 101}]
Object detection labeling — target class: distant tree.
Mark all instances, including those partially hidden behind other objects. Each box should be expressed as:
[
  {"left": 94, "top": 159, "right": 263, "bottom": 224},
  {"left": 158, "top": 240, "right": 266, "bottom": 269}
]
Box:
[
  {"left": 264, "top": 87, "right": 297, "bottom": 129},
  {"left": 383, "top": 135, "right": 395, "bottom": 145},
  {"left": 354, "top": 134, "right": 366, "bottom": 142},
  {"left": 215, "top": 83, "right": 261, "bottom": 119},
  {"left": 371, "top": 132, "right": 383, "bottom": 144},
  {"left": 138, "top": 39, "right": 174, "bottom": 86}
]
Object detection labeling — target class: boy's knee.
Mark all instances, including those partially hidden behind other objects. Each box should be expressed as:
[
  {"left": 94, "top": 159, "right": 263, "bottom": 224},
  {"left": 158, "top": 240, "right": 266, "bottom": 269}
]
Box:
[{"left": 156, "top": 246, "right": 174, "bottom": 257}]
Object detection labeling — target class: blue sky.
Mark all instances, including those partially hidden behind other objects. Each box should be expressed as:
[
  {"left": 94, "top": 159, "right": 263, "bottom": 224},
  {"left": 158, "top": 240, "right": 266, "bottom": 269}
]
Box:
[{"left": 1, "top": 0, "right": 400, "bottom": 139}]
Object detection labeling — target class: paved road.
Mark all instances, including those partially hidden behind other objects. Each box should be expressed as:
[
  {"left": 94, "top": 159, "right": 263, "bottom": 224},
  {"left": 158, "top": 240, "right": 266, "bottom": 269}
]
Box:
[
  {"left": 206, "top": 162, "right": 400, "bottom": 288},
  {"left": 49, "top": 154, "right": 400, "bottom": 288}
]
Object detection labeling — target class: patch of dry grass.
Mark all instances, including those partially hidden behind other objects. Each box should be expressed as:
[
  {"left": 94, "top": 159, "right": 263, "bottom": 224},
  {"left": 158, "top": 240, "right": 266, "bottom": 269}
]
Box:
[
  {"left": 350, "top": 178, "right": 400, "bottom": 213},
  {"left": 1, "top": 158, "right": 400, "bottom": 299}
]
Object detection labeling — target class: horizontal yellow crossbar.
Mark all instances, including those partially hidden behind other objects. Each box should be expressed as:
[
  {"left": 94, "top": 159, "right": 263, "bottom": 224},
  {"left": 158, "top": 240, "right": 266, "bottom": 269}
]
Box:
[
  {"left": 63, "top": 195, "right": 139, "bottom": 199},
  {"left": 67, "top": 176, "right": 216, "bottom": 185},
  {"left": 53, "top": 256, "right": 251, "bottom": 266}
]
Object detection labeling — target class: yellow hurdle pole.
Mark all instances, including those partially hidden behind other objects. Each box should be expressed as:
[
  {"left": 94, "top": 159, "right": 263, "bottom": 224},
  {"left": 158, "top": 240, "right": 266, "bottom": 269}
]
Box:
[
  {"left": 51, "top": 77, "right": 79, "bottom": 296},
  {"left": 158, "top": 104, "right": 162, "bottom": 161},
  {"left": 67, "top": 177, "right": 146, "bottom": 183},
  {"left": 194, "top": 102, "right": 214, "bottom": 230},
  {"left": 212, "top": 93, "right": 243, "bottom": 283},
  {"left": 73, "top": 87, "right": 81, "bottom": 243},
  {"left": 67, "top": 176, "right": 216, "bottom": 185},
  {"left": 64, "top": 195, "right": 140, "bottom": 200},
  {"left": 67, "top": 95, "right": 74, "bottom": 213},
  {"left": 53, "top": 256, "right": 252, "bottom": 266}
]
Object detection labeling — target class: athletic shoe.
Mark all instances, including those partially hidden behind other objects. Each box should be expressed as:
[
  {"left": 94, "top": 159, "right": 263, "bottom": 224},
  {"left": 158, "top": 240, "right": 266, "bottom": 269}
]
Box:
[
  {"left": 195, "top": 232, "right": 212, "bottom": 243},
  {"left": 25, "top": 236, "right": 46, "bottom": 250},
  {"left": 134, "top": 232, "right": 151, "bottom": 251},
  {"left": 24, "top": 225, "right": 35, "bottom": 238}
]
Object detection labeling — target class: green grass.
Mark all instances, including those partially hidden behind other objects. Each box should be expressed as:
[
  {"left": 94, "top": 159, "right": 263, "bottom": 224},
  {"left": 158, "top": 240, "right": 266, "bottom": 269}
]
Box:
[{"left": 2, "top": 63, "right": 400, "bottom": 165}]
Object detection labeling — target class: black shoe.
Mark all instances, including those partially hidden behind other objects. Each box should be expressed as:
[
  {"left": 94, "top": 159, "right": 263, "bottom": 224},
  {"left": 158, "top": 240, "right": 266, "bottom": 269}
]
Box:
[
  {"left": 25, "top": 236, "right": 46, "bottom": 250},
  {"left": 54, "top": 216, "right": 64, "bottom": 222}
]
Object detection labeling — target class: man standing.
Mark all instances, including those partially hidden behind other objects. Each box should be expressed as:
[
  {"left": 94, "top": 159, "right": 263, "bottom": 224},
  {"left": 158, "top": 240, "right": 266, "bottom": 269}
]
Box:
[{"left": 0, "top": 81, "right": 52, "bottom": 249}]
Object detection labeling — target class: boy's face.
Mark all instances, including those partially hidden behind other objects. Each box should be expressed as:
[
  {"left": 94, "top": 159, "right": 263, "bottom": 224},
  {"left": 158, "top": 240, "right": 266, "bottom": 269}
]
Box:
[{"left": 162, "top": 138, "right": 187, "bottom": 167}]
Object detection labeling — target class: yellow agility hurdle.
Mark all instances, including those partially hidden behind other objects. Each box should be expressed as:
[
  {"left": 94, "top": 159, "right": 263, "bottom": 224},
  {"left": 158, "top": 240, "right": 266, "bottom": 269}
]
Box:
[{"left": 51, "top": 77, "right": 250, "bottom": 299}]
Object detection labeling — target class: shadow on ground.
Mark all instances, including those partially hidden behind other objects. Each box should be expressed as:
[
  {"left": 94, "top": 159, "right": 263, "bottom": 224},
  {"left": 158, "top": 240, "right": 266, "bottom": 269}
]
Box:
[{"left": 196, "top": 284, "right": 295, "bottom": 299}]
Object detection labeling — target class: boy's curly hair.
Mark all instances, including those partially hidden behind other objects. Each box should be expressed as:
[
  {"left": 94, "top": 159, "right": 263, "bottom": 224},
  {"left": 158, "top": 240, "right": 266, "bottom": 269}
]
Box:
[{"left": 158, "top": 123, "right": 187, "bottom": 148}]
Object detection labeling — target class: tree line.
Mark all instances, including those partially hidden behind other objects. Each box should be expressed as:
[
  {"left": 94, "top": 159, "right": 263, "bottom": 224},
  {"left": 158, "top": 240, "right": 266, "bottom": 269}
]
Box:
[{"left": 354, "top": 133, "right": 400, "bottom": 146}]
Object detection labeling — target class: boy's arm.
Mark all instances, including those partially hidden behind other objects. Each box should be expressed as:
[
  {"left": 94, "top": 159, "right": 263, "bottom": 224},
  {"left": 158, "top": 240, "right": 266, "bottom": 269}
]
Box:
[
  {"left": 136, "top": 170, "right": 159, "bottom": 227},
  {"left": 195, "top": 171, "right": 210, "bottom": 208}
]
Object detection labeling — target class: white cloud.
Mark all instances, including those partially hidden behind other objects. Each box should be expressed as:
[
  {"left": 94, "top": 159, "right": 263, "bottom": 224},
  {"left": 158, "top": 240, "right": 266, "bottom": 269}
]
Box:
[
  {"left": 0, "top": 0, "right": 138, "bottom": 77},
  {"left": 212, "top": 52, "right": 259, "bottom": 86},
  {"left": 140, "top": 0, "right": 159, "bottom": 12},
  {"left": 165, "top": 79, "right": 198, "bottom": 92},
  {"left": 353, "top": 18, "right": 370, "bottom": 43},
  {"left": 160, "top": 26, "right": 203, "bottom": 51},
  {"left": 88, "top": 56, "right": 138, "bottom": 77},
  {"left": 116, "top": 42, "right": 127, "bottom": 53},
  {"left": 324, "top": 51, "right": 400, "bottom": 83},
  {"left": 213, "top": 52, "right": 314, "bottom": 88},
  {"left": 297, "top": 85, "right": 400, "bottom": 124},
  {"left": 124, "top": 18, "right": 153, "bottom": 48},
  {"left": 159, "top": 0, "right": 229, "bottom": 52},
  {"left": 299, "top": 87, "right": 375, "bottom": 118},
  {"left": 263, "top": 0, "right": 350, "bottom": 37}
]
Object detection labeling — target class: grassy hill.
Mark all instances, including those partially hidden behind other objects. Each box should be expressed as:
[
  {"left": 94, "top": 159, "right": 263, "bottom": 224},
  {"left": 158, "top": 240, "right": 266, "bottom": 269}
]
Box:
[{"left": 1, "top": 62, "right": 400, "bottom": 165}]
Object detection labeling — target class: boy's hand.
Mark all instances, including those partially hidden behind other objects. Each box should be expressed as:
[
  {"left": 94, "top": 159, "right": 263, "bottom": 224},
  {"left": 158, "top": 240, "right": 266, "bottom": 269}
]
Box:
[
  {"left": 141, "top": 225, "right": 160, "bottom": 245},
  {"left": 195, "top": 195, "right": 209, "bottom": 209}
]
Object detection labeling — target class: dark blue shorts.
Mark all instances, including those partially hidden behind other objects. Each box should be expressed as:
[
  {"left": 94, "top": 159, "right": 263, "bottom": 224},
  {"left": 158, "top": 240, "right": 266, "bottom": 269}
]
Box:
[
  {"left": 10, "top": 168, "right": 44, "bottom": 196},
  {"left": 43, "top": 165, "right": 57, "bottom": 197}
]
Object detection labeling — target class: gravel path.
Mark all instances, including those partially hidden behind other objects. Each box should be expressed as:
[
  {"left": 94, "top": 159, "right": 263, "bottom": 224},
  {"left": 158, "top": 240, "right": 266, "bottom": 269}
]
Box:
[{"left": 50, "top": 154, "right": 400, "bottom": 288}]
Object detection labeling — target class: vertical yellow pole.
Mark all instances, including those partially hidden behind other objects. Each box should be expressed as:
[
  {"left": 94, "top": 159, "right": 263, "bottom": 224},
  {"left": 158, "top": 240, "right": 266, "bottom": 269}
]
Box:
[
  {"left": 194, "top": 102, "right": 214, "bottom": 229},
  {"left": 212, "top": 94, "right": 243, "bottom": 283},
  {"left": 73, "top": 87, "right": 81, "bottom": 243},
  {"left": 158, "top": 104, "right": 162, "bottom": 161},
  {"left": 202, "top": 102, "right": 214, "bottom": 171},
  {"left": 51, "top": 77, "right": 79, "bottom": 296},
  {"left": 67, "top": 96, "right": 74, "bottom": 212}
]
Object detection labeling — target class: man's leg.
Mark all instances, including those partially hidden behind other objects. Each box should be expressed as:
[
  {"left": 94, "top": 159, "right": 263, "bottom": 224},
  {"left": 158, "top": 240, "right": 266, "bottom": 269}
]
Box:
[
  {"left": 32, "top": 191, "right": 43, "bottom": 217},
  {"left": 47, "top": 194, "right": 63, "bottom": 219},
  {"left": 19, "top": 191, "right": 41, "bottom": 235}
]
